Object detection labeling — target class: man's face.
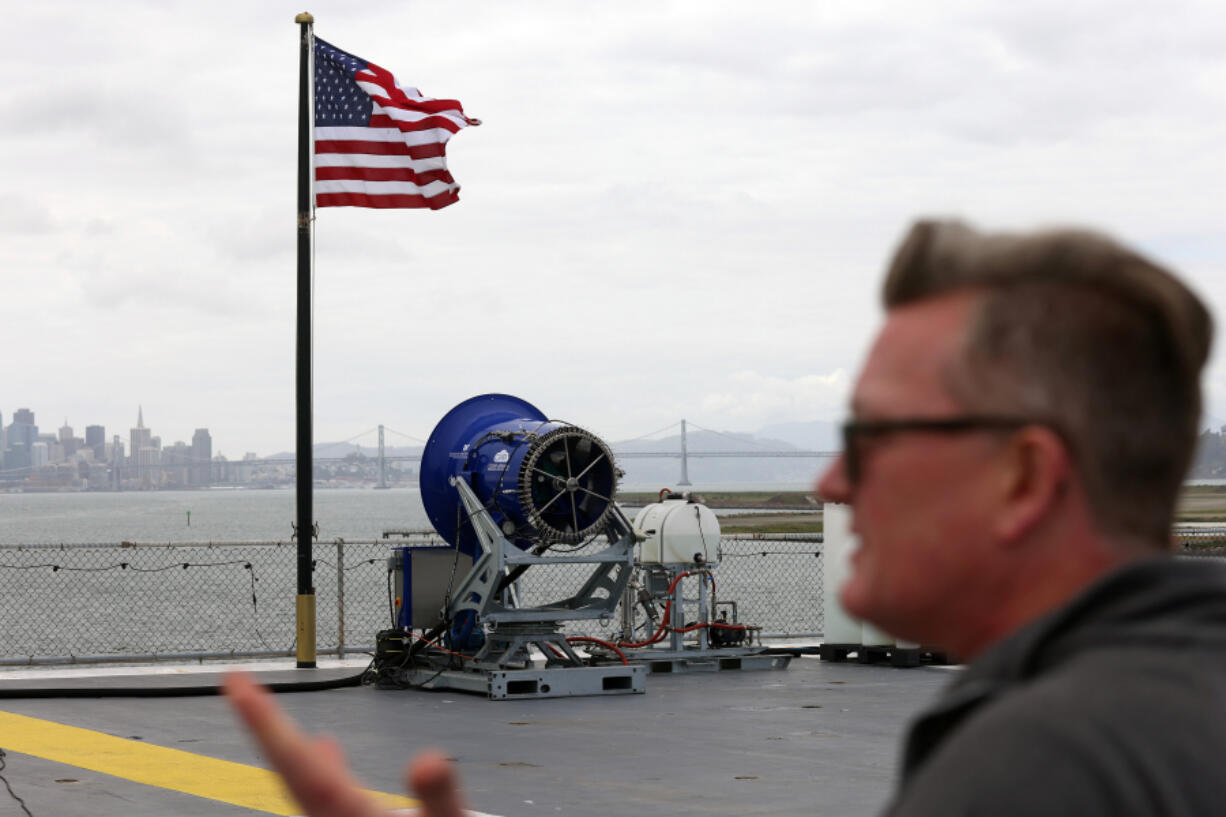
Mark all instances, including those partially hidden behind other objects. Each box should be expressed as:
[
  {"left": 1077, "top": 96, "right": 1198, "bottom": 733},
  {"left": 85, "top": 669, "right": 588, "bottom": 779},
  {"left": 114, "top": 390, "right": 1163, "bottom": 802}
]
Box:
[{"left": 817, "top": 291, "right": 1005, "bottom": 647}]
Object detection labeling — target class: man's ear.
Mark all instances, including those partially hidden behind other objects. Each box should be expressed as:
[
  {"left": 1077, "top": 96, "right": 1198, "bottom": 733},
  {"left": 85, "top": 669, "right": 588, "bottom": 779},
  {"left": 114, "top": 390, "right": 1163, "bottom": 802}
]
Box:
[{"left": 993, "top": 426, "right": 1070, "bottom": 547}]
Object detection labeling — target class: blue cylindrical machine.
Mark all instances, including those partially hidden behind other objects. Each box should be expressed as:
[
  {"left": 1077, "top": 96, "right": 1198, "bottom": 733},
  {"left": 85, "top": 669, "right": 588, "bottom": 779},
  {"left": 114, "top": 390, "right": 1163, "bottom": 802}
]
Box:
[{"left": 420, "top": 394, "right": 620, "bottom": 558}]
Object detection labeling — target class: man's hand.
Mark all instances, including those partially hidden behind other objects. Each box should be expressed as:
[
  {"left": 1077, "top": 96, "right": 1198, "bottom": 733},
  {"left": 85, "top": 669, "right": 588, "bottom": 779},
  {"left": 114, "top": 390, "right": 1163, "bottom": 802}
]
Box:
[{"left": 223, "top": 671, "right": 466, "bottom": 817}]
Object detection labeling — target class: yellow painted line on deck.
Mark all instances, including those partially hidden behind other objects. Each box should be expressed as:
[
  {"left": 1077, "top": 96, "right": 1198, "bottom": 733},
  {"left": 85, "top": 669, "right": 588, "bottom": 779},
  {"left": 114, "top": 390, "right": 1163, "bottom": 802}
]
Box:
[{"left": 0, "top": 709, "right": 417, "bottom": 815}]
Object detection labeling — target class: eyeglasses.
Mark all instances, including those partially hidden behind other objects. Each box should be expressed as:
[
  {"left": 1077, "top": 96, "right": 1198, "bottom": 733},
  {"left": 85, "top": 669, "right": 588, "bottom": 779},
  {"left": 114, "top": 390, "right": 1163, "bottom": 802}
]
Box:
[{"left": 840, "top": 416, "right": 1039, "bottom": 485}]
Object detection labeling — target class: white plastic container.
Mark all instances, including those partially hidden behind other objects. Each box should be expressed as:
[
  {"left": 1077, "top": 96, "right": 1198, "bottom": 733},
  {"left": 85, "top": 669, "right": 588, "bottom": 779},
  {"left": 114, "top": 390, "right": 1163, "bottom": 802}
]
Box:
[
  {"left": 862, "top": 621, "right": 896, "bottom": 648},
  {"left": 633, "top": 498, "right": 721, "bottom": 566},
  {"left": 821, "top": 502, "right": 864, "bottom": 644}
]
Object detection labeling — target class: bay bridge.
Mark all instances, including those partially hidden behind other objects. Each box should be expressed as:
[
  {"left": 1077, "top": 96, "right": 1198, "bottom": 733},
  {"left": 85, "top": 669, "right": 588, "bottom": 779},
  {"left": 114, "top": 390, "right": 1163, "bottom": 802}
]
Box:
[
  {"left": 205, "top": 420, "right": 838, "bottom": 487},
  {"left": 0, "top": 420, "right": 839, "bottom": 488}
]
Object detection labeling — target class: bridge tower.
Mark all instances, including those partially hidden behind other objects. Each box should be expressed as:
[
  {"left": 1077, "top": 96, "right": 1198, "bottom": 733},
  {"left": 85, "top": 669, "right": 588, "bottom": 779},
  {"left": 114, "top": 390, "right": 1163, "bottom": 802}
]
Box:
[
  {"left": 678, "top": 419, "right": 692, "bottom": 486},
  {"left": 377, "top": 425, "right": 388, "bottom": 489}
]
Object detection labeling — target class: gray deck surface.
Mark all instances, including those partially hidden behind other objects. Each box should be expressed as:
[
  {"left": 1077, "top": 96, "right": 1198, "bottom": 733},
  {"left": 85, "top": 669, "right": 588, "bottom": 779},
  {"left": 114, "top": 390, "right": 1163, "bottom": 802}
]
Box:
[{"left": 0, "top": 657, "right": 954, "bottom": 817}]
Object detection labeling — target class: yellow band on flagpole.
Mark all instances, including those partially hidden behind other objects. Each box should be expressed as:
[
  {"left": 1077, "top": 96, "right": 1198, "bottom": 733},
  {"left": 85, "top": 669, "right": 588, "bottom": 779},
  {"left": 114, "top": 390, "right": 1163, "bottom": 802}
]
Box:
[{"left": 296, "top": 593, "right": 317, "bottom": 668}]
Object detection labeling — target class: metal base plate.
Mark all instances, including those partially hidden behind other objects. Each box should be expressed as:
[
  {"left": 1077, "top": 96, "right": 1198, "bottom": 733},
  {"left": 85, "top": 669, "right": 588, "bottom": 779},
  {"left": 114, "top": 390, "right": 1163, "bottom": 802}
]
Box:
[
  {"left": 398, "top": 664, "right": 647, "bottom": 700},
  {"left": 623, "top": 648, "right": 793, "bottom": 674}
]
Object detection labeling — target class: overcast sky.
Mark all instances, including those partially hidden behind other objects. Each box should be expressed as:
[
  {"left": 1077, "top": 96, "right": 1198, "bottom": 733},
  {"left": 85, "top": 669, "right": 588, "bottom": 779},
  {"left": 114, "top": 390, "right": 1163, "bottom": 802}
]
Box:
[{"left": 3, "top": 1, "right": 1225, "bottom": 458}]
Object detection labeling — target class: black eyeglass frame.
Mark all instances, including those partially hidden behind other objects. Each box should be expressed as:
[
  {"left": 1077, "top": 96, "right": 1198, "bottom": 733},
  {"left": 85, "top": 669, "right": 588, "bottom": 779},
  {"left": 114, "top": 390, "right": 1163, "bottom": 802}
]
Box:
[{"left": 839, "top": 416, "right": 1050, "bottom": 485}]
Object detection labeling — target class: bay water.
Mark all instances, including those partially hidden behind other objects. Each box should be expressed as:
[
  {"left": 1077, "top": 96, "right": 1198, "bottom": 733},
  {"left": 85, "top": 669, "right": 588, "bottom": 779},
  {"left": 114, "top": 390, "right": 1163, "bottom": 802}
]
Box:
[{"left": 0, "top": 488, "right": 430, "bottom": 545}]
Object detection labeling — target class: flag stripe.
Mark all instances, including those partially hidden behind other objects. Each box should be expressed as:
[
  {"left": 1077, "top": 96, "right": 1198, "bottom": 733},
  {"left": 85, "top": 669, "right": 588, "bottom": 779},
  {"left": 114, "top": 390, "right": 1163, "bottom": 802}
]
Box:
[
  {"left": 316, "top": 123, "right": 456, "bottom": 147},
  {"left": 315, "top": 139, "right": 448, "bottom": 160},
  {"left": 315, "top": 179, "right": 458, "bottom": 197},
  {"left": 357, "top": 92, "right": 468, "bottom": 132},
  {"left": 316, "top": 191, "right": 459, "bottom": 210},
  {"left": 356, "top": 66, "right": 469, "bottom": 116},
  {"left": 312, "top": 36, "right": 477, "bottom": 210},
  {"left": 315, "top": 152, "right": 448, "bottom": 171},
  {"left": 316, "top": 165, "right": 455, "bottom": 185},
  {"left": 370, "top": 111, "right": 464, "bottom": 134}
]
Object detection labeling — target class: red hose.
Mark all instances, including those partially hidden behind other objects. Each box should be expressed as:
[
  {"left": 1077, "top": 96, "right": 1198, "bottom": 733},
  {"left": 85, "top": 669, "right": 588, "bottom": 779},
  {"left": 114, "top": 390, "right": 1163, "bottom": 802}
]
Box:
[
  {"left": 674, "top": 621, "right": 747, "bottom": 633},
  {"left": 617, "top": 599, "right": 673, "bottom": 648},
  {"left": 566, "top": 636, "right": 629, "bottom": 666},
  {"left": 407, "top": 631, "right": 472, "bottom": 661},
  {"left": 618, "top": 569, "right": 728, "bottom": 648}
]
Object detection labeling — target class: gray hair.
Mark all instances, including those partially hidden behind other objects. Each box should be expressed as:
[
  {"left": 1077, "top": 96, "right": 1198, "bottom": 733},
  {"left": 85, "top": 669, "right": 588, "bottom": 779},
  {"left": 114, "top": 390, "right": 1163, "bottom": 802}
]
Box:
[{"left": 883, "top": 219, "right": 1212, "bottom": 546}]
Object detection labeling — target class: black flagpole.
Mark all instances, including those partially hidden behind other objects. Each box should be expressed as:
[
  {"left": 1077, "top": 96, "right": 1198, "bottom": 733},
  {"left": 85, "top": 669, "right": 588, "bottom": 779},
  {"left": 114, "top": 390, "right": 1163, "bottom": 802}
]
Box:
[{"left": 294, "top": 10, "right": 316, "bottom": 669}]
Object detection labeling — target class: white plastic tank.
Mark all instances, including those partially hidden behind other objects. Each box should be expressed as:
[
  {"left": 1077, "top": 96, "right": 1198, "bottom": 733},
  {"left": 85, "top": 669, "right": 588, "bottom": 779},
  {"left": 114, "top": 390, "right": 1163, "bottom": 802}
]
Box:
[
  {"left": 862, "top": 621, "right": 896, "bottom": 648},
  {"left": 821, "top": 502, "right": 863, "bottom": 645},
  {"left": 823, "top": 501, "right": 911, "bottom": 648},
  {"left": 633, "top": 494, "right": 721, "bottom": 566}
]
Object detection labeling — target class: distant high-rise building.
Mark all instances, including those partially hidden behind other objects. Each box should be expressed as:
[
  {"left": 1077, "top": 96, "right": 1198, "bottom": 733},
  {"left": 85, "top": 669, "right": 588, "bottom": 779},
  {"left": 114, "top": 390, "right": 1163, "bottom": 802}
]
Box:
[
  {"left": 38, "top": 433, "right": 63, "bottom": 464},
  {"left": 3, "top": 443, "right": 29, "bottom": 471},
  {"left": 86, "top": 425, "right": 105, "bottom": 460},
  {"left": 6, "top": 408, "right": 37, "bottom": 456},
  {"left": 130, "top": 406, "right": 152, "bottom": 456},
  {"left": 111, "top": 434, "right": 124, "bottom": 490},
  {"left": 137, "top": 445, "right": 161, "bottom": 489},
  {"left": 191, "top": 428, "right": 212, "bottom": 486},
  {"left": 58, "top": 421, "right": 82, "bottom": 459},
  {"left": 163, "top": 441, "right": 192, "bottom": 487},
  {"left": 63, "top": 437, "right": 83, "bottom": 459},
  {"left": 130, "top": 406, "right": 152, "bottom": 486}
]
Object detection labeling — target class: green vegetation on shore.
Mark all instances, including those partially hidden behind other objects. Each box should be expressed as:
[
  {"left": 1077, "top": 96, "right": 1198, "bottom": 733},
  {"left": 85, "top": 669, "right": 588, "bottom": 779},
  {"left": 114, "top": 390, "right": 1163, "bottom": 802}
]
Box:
[
  {"left": 718, "top": 515, "right": 822, "bottom": 534},
  {"left": 613, "top": 488, "right": 1226, "bottom": 538},
  {"left": 617, "top": 491, "right": 820, "bottom": 534},
  {"left": 1181, "top": 484, "right": 1226, "bottom": 494},
  {"left": 618, "top": 490, "right": 817, "bottom": 509}
]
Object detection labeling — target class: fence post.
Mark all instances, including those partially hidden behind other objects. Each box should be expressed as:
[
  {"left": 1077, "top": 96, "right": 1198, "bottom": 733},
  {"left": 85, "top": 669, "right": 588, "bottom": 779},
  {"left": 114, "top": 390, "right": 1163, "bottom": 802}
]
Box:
[{"left": 336, "top": 539, "right": 345, "bottom": 659}]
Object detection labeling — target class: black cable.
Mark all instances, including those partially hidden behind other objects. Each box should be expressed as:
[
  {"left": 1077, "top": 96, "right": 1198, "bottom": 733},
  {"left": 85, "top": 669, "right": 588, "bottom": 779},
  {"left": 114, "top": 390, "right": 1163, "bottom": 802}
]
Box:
[
  {"left": 410, "top": 665, "right": 448, "bottom": 689},
  {"left": 342, "top": 557, "right": 381, "bottom": 572},
  {"left": 0, "top": 559, "right": 255, "bottom": 573},
  {"left": 546, "top": 531, "right": 601, "bottom": 553},
  {"left": 406, "top": 621, "right": 448, "bottom": 659},
  {"left": 244, "top": 562, "right": 275, "bottom": 652},
  {"left": 444, "top": 544, "right": 463, "bottom": 606},
  {"left": 0, "top": 749, "right": 33, "bottom": 817},
  {"left": 758, "top": 646, "right": 821, "bottom": 656},
  {"left": 386, "top": 564, "right": 396, "bottom": 628}
]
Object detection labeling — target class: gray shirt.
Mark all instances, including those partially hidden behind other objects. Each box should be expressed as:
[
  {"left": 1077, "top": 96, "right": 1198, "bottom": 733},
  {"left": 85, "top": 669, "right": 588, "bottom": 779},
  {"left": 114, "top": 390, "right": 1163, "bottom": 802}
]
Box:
[{"left": 884, "top": 557, "right": 1226, "bottom": 817}]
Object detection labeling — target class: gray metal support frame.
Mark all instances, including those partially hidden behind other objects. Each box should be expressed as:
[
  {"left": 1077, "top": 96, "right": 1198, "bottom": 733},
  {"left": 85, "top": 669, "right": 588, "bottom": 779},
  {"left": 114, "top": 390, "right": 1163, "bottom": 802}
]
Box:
[
  {"left": 447, "top": 477, "right": 636, "bottom": 626},
  {"left": 400, "top": 663, "right": 646, "bottom": 699},
  {"left": 395, "top": 478, "right": 644, "bottom": 699}
]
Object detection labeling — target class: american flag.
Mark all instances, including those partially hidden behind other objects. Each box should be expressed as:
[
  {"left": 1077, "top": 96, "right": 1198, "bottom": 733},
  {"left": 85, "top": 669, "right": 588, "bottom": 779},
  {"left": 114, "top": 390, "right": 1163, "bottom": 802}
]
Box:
[{"left": 313, "top": 38, "right": 479, "bottom": 210}]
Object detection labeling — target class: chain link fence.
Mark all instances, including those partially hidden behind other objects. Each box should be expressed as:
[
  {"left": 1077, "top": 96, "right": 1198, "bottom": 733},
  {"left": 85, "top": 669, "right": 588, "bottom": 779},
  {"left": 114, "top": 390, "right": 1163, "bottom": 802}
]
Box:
[{"left": 0, "top": 535, "right": 822, "bottom": 666}]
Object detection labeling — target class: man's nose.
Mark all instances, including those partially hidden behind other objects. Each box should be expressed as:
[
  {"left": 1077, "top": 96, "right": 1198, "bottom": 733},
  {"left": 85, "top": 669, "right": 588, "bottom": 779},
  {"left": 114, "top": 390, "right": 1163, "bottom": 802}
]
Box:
[{"left": 815, "top": 453, "right": 852, "bottom": 503}]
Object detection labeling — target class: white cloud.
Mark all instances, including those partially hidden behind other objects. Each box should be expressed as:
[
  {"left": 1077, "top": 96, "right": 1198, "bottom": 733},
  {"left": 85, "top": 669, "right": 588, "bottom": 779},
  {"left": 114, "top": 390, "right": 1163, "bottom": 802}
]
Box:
[
  {"left": 0, "top": 193, "right": 56, "bottom": 234},
  {"left": 1, "top": 0, "right": 1224, "bottom": 455},
  {"left": 700, "top": 370, "right": 851, "bottom": 428}
]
